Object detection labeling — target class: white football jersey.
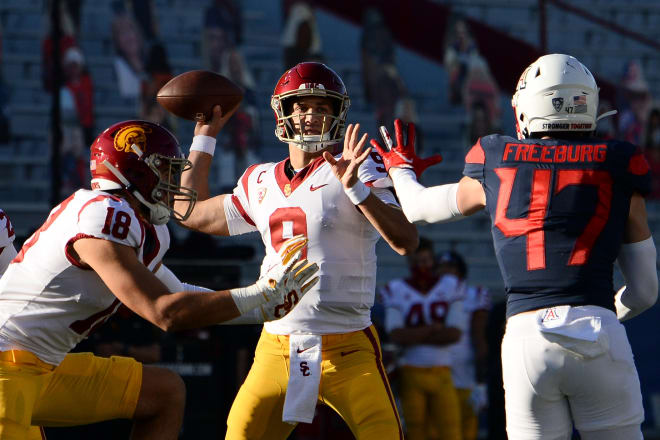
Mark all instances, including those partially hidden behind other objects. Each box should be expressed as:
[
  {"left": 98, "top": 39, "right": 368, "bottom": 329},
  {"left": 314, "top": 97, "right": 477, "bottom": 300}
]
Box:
[
  {"left": 450, "top": 285, "right": 491, "bottom": 389},
  {"left": 382, "top": 275, "right": 464, "bottom": 367},
  {"left": 0, "top": 190, "right": 170, "bottom": 365},
  {"left": 229, "top": 154, "right": 398, "bottom": 334},
  {"left": 0, "top": 209, "right": 16, "bottom": 275}
]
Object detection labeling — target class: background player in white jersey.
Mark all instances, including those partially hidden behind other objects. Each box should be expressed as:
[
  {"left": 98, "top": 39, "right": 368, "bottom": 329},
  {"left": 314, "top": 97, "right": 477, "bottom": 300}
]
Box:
[
  {"left": 380, "top": 237, "right": 464, "bottom": 440},
  {"left": 439, "top": 251, "right": 490, "bottom": 440},
  {"left": 372, "top": 54, "right": 658, "bottom": 439},
  {"left": 176, "top": 61, "right": 418, "bottom": 439},
  {"left": 0, "top": 120, "right": 318, "bottom": 440}
]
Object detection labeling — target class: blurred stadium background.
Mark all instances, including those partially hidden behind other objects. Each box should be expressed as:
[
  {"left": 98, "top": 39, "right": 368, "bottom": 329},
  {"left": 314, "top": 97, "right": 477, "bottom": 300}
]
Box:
[{"left": 1, "top": 0, "right": 660, "bottom": 438}]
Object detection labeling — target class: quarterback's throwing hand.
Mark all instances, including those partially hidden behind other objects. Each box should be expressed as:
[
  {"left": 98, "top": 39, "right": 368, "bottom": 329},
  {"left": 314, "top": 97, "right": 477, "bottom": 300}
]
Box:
[
  {"left": 370, "top": 119, "right": 443, "bottom": 178},
  {"left": 258, "top": 235, "right": 320, "bottom": 321}
]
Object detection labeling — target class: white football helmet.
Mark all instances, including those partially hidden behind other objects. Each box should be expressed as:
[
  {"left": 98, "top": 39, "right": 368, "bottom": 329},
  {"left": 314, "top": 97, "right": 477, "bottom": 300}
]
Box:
[{"left": 511, "top": 54, "right": 613, "bottom": 140}]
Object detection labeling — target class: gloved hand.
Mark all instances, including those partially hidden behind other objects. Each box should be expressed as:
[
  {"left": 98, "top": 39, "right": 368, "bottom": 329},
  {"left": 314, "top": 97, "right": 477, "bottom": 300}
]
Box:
[
  {"left": 230, "top": 235, "right": 319, "bottom": 321},
  {"left": 370, "top": 119, "right": 443, "bottom": 178},
  {"left": 258, "top": 235, "right": 320, "bottom": 321}
]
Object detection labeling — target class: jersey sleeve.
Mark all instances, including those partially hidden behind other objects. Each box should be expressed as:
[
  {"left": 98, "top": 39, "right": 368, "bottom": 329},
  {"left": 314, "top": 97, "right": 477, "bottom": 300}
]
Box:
[
  {"left": 624, "top": 147, "right": 652, "bottom": 196},
  {"left": 226, "top": 164, "right": 260, "bottom": 235},
  {"left": 76, "top": 197, "right": 143, "bottom": 248},
  {"left": 358, "top": 151, "right": 392, "bottom": 189},
  {"left": 0, "top": 209, "right": 16, "bottom": 248},
  {"left": 463, "top": 137, "right": 487, "bottom": 183}
]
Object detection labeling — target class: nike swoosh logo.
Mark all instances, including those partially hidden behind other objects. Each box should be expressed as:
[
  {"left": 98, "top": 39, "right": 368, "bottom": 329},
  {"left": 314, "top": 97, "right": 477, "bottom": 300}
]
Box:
[
  {"left": 297, "top": 346, "right": 314, "bottom": 353},
  {"left": 340, "top": 349, "right": 359, "bottom": 356},
  {"left": 309, "top": 183, "right": 328, "bottom": 192}
]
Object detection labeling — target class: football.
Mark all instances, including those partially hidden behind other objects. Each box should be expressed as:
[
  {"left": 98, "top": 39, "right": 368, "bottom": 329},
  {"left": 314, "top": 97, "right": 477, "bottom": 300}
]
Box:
[{"left": 157, "top": 70, "right": 244, "bottom": 122}]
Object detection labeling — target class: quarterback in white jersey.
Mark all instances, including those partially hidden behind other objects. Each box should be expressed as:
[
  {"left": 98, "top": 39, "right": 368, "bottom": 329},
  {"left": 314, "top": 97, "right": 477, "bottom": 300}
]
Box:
[
  {"left": 0, "top": 120, "right": 318, "bottom": 440},
  {"left": 0, "top": 209, "right": 17, "bottom": 275},
  {"left": 381, "top": 238, "right": 465, "bottom": 440},
  {"left": 177, "top": 62, "right": 418, "bottom": 439}
]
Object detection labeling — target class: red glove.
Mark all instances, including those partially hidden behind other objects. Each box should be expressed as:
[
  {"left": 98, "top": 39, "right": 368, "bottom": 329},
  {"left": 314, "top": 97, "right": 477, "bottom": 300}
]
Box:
[{"left": 370, "top": 119, "right": 443, "bottom": 179}]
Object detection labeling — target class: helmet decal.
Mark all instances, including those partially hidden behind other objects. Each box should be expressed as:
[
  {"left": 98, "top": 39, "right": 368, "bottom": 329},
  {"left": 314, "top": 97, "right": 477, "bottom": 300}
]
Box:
[
  {"left": 90, "top": 120, "right": 196, "bottom": 225},
  {"left": 113, "top": 125, "right": 152, "bottom": 153}
]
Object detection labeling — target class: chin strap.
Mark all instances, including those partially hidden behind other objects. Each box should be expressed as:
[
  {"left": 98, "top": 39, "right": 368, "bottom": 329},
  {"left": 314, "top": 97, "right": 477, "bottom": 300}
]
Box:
[{"left": 101, "top": 159, "right": 170, "bottom": 225}]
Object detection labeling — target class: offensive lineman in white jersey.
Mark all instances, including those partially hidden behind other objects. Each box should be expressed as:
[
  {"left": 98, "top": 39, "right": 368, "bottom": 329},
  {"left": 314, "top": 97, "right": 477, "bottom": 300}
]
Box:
[
  {"left": 380, "top": 238, "right": 465, "bottom": 440},
  {"left": 176, "top": 62, "right": 418, "bottom": 439},
  {"left": 0, "top": 120, "right": 319, "bottom": 439}
]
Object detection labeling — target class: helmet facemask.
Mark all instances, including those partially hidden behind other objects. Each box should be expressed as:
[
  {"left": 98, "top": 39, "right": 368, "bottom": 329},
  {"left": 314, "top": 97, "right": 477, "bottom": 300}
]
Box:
[
  {"left": 143, "top": 152, "right": 197, "bottom": 224},
  {"left": 103, "top": 144, "right": 197, "bottom": 225},
  {"left": 271, "top": 87, "right": 350, "bottom": 153}
]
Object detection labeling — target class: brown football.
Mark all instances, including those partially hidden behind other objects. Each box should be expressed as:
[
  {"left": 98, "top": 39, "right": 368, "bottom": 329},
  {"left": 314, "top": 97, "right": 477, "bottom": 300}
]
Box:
[{"left": 157, "top": 70, "right": 244, "bottom": 122}]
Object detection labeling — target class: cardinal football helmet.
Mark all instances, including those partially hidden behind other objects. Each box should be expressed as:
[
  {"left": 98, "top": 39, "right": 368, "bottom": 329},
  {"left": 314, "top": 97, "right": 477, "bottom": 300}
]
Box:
[
  {"left": 512, "top": 54, "right": 613, "bottom": 140},
  {"left": 90, "top": 120, "right": 196, "bottom": 225},
  {"left": 271, "top": 62, "right": 350, "bottom": 152}
]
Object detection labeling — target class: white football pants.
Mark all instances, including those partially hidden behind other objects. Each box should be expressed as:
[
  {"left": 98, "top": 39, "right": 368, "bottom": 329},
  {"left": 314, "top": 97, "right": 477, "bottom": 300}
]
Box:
[{"left": 502, "top": 306, "right": 644, "bottom": 440}]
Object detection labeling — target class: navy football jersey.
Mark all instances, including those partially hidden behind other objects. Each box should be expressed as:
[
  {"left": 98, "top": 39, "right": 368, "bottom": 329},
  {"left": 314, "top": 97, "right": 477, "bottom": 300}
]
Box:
[{"left": 463, "top": 134, "right": 651, "bottom": 318}]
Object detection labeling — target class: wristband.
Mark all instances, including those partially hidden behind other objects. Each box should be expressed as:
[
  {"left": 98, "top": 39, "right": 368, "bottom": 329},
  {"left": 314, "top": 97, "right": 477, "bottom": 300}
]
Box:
[
  {"left": 229, "top": 283, "right": 267, "bottom": 315},
  {"left": 344, "top": 180, "right": 370, "bottom": 205},
  {"left": 190, "top": 135, "right": 217, "bottom": 156}
]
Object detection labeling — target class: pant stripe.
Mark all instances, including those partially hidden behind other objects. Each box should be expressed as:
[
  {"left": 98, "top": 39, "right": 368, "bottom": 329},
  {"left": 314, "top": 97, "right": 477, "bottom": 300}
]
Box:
[{"left": 362, "top": 326, "right": 404, "bottom": 440}]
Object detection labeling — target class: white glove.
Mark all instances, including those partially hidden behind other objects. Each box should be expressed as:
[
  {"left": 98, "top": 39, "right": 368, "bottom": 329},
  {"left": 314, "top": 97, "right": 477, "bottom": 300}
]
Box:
[
  {"left": 469, "top": 383, "right": 488, "bottom": 413},
  {"left": 230, "top": 235, "right": 319, "bottom": 321}
]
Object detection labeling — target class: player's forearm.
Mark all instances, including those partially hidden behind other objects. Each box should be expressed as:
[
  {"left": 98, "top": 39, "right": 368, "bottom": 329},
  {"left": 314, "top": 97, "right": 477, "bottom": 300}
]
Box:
[
  {"left": 184, "top": 151, "right": 213, "bottom": 200},
  {"left": 153, "top": 289, "right": 242, "bottom": 331},
  {"left": 176, "top": 147, "right": 217, "bottom": 231},
  {"left": 155, "top": 264, "right": 262, "bottom": 325},
  {"left": 357, "top": 194, "right": 418, "bottom": 255}
]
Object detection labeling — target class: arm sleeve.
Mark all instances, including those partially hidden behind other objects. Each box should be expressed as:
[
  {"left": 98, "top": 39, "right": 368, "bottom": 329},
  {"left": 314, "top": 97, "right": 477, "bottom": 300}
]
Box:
[
  {"left": 615, "top": 236, "right": 658, "bottom": 321},
  {"left": 390, "top": 168, "right": 464, "bottom": 224}
]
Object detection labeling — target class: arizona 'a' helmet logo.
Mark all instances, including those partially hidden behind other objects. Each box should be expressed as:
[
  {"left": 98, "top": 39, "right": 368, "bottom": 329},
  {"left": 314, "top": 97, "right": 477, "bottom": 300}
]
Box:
[{"left": 114, "top": 125, "right": 152, "bottom": 153}]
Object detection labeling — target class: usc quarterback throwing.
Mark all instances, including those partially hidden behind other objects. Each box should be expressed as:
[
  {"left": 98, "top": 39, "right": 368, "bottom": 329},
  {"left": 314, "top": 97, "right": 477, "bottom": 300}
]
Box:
[{"left": 177, "top": 62, "right": 418, "bottom": 439}]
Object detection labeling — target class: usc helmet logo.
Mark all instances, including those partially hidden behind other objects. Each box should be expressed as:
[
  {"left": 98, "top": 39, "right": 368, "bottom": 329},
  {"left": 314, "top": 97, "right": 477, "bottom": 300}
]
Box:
[{"left": 114, "top": 125, "right": 152, "bottom": 153}]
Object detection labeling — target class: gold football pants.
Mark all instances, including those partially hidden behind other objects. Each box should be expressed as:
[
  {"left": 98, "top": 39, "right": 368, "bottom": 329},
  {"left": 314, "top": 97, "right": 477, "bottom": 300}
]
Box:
[
  {"left": 226, "top": 325, "right": 403, "bottom": 439},
  {"left": 399, "top": 365, "right": 462, "bottom": 440},
  {"left": 0, "top": 351, "right": 141, "bottom": 439}
]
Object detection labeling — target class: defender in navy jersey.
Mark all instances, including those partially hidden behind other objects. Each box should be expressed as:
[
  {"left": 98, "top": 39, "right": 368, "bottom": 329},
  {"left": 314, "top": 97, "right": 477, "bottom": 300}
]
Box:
[
  {"left": 373, "top": 54, "right": 658, "bottom": 440},
  {"left": 463, "top": 134, "right": 650, "bottom": 318}
]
